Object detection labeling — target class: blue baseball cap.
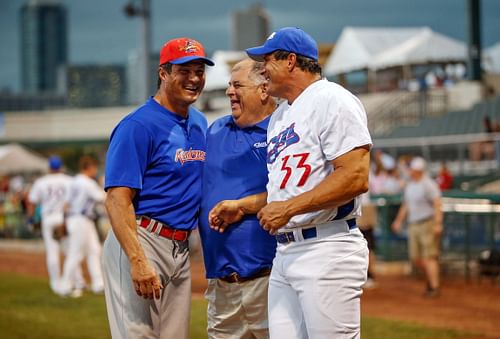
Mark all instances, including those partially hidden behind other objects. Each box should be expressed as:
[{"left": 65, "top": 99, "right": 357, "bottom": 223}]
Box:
[
  {"left": 246, "top": 27, "right": 318, "bottom": 61},
  {"left": 48, "top": 155, "right": 63, "bottom": 170}
]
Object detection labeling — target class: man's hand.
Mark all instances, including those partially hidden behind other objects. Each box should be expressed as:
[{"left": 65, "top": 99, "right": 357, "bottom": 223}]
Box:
[
  {"left": 130, "top": 258, "right": 162, "bottom": 300},
  {"left": 257, "top": 201, "right": 292, "bottom": 235},
  {"left": 208, "top": 200, "right": 244, "bottom": 233},
  {"left": 391, "top": 220, "right": 402, "bottom": 234}
]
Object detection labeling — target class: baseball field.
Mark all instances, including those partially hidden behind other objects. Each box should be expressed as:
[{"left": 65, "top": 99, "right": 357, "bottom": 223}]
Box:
[{"left": 1, "top": 243, "right": 499, "bottom": 339}]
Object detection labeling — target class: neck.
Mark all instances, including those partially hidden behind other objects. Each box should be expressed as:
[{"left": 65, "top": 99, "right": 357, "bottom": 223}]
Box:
[
  {"left": 286, "top": 73, "right": 322, "bottom": 104},
  {"left": 154, "top": 91, "right": 189, "bottom": 118}
]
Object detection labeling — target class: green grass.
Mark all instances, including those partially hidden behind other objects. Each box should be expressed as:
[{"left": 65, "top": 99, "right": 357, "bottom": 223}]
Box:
[{"left": 0, "top": 273, "right": 476, "bottom": 339}]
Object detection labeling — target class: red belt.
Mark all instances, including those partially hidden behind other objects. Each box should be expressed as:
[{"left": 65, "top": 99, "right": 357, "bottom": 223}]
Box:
[{"left": 137, "top": 216, "right": 190, "bottom": 241}]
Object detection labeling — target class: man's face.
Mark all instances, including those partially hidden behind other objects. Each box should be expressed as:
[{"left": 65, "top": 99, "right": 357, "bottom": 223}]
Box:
[
  {"left": 225, "top": 65, "right": 263, "bottom": 127},
  {"left": 261, "top": 53, "right": 288, "bottom": 97},
  {"left": 163, "top": 60, "right": 206, "bottom": 105}
]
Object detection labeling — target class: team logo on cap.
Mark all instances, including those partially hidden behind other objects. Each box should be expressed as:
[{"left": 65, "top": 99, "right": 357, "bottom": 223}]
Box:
[
  {"left": 267, "top": 123, "right": 300, "bottom": 164},
  {"left": 179, "top": 40, "right": 199, "bottom": 54}
]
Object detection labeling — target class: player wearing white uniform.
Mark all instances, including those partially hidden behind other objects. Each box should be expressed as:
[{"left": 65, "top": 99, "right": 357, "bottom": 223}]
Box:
[
  {"left": 58, "top": 155, "right": 105, "bottom": 296},
  {"left": 28, "top": 156, "right": 85, "bottom": 294},
  {"left": 246, "top": 27, "right": 372, "bottom": 338}
]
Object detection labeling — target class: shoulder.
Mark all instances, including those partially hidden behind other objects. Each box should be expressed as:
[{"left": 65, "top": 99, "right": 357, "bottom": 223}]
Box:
[
  {"left": 188, "top": 107, "right": 208, "bottom": 128},
  {"left": 208, "top": 115, "right": 232, "bottom": 132}
]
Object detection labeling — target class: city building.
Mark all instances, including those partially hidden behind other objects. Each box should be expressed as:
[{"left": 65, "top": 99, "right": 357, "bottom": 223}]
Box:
[
  {"left": 231, "top": 3, "right": 270, "bottom": 51},
  {"left": 126, "top": 51, "right": 158, "bottom": 105},
  {"left": 67, "top": 65, "right": 127, "bottom": 107},
  {"left": 20, "top": 0, "right": 68, "bottom": 94}
]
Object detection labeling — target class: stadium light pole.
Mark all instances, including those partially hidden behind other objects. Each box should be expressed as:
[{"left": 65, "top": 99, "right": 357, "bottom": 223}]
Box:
[{"left": 124, "top": 0, "right": 152, "bottom": 102}]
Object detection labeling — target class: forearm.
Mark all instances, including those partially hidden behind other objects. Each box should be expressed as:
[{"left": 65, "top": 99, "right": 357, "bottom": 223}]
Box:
[
  {"left": 434, "top": 198, "right": 443, "bottom": 224},
  {"left": 394, "top": 204, "right": 407, "bottom": 224},
  {"left": 239, "top": 192, "right": 268, "bottom": 214},
  {"left": 105, "top": 190, "right": 146, "bottom": 264},
  {"left": 283, "top": 149, "right": 369, "bottom": 219}
]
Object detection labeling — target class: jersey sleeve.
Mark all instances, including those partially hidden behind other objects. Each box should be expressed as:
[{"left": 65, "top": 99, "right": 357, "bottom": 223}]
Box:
[
  {"left": 104, "top": 119, "right": 153, "bottom": 191},
  {"left": 28, "top": 180, "right": 41, "bottom": 204},
  {"left": 319, "top": 91, "right": 372, "bottom": 161}
]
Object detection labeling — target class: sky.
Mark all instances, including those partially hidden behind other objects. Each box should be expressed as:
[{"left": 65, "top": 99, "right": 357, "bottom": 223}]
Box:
[{"left": 0, "top": 0, "right": 499, "bottom": 92}]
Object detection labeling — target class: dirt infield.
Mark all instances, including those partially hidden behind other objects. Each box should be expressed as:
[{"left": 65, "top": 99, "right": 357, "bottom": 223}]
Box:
[{"left": 1, "top": 245, "right": 499, "bottom": 339}]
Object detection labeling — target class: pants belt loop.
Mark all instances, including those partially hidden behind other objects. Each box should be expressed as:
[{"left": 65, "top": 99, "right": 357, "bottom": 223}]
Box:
[
  {"left": 293, "top": 228, "right": 304, "bottom": 241},
  {"left": 143, "top": 217, "right": 155, "bottom": 233}
]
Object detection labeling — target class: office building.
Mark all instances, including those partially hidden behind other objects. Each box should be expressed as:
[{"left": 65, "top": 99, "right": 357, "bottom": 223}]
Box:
[
  {"left": 232, "top": 3, "right": 270, "bottom": 51},
  {"left": 20, "top": 0, "right": 68, "bottom": 94}
]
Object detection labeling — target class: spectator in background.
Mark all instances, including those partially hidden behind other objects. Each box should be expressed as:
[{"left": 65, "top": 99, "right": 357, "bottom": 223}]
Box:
[
  {"left": 469, "top": 116, "right": 496, "bottom": 161},
  {"left": 435, "top": 161, "right": 454, "bottom": 191},
  {"left": 392, "top": 157, "right": 443, "bottom": 298}
]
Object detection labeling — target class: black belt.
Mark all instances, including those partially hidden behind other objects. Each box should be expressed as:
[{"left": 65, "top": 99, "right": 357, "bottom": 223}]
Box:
[
  {"left": 219, "top": 267, "right": 272, "bottom": 284},
  {"left": 276, "top": 219, "right": 357, "bottom": 244}
]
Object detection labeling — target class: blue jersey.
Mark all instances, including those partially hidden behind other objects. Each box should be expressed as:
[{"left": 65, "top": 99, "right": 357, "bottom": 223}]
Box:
[
  {"left": 105, "top": 97, "right": 207, "bottom": 230},
  {"left": 199, "top": 115, "right": 276, "bottom": 279}
]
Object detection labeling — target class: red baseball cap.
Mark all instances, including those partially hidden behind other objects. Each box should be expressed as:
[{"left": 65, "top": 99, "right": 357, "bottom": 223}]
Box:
[{"left": 159, "top": 38, "right": 214, "bottom": 66}]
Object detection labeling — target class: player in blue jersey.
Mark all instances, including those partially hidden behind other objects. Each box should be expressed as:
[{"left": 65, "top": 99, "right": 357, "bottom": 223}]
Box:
[
  {"left": 199, "top": 58, "right": 277, "bottom": 339},
  {"left": 102, "top": 37, "right": 214, "bottom": 339}
]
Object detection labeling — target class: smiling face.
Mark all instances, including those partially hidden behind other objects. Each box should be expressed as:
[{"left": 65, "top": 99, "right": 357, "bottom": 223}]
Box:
[
  {"left": 260, "top": 53, "right": 292, "bottom": 100},
  {"left": 161, "top": 60, "right": 206, "bottom": 111},
  {"left": 225, "top": 60, "right": 267, "bottom": 128}
]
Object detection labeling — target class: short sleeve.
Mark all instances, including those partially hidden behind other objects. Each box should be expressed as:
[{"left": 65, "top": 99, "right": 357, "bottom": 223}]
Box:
[
  {"left": 104, "top": 119, "right": 152, "bottom": 191},
  {"left": 319, "top": 91, "right": 372, "bottom": 161}
]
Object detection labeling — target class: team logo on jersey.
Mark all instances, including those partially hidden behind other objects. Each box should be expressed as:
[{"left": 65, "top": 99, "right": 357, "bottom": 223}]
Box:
[
  {"left": 267, "top": 123, "right": 300, "bottom": 164},
  {"left": 253, "top": 141, "right": 267, "bottom": 149},
  {"left": 179, "top": 40, "right": 199, "bottom": 54},
  {"left": 175, "top": 148, "right": 206, "bottom": 165}
]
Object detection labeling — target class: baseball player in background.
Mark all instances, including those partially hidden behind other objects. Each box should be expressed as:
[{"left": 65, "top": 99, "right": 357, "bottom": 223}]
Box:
[
  {"left": 102, "top": 37, "right": 214, "bottom": 339},
  {"left": 199, "top": 59, "right": 277, "bottom": 338},
  {"left": 57, "top": 155, "right": 105, "bottom": 296},
  {"left": 243, "top": 27, "right": 372, "bottom": 338},
  {"left": 27, "top": 155, "right": 85, "bottom": 295}
]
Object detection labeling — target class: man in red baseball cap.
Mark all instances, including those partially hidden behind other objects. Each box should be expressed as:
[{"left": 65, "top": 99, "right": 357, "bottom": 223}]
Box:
[{"left": 102, "top": 37, "right": 213, "bottom": 338}]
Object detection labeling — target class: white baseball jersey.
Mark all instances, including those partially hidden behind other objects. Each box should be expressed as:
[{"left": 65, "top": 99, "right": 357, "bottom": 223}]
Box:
[
  {"left": 29, "top": 173, "right": 72, "bottom": 217},
  {"left": 266, "top": 79, "right": 372, "bottom": 230},
  {"left": 66, "top": 174, "right": 105, "bottom": 218}
]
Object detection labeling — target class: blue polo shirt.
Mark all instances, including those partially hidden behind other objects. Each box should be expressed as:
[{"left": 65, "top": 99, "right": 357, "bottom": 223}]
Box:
[
  {"left": 105, "top": 97, "right": 207, "bottom": 230},
  {"left": 199, "top": 115, "right": 276, "bottom": 279}
]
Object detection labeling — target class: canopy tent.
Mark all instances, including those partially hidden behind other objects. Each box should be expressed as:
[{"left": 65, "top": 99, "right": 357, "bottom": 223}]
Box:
[
  {"left": 204, "top": 50, "right": 247, "bottom": 91},
  {"left": 0, "top": 143, "right": 48, "bottom": 174},
  {"left": 324, "top": 27, "right": 467, "bottom": 76},
  {"left": 484, "top": 42, "right": 500, "bottom": 74}
]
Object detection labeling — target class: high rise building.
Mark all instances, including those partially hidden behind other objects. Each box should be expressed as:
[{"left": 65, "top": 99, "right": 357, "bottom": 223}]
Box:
[
  {"left": 20, "top": 0, "right": 68, "bottom": 94},
  {"left": 67, "top": 65, "right": 127, "bottom": 107},
  {"left": 232, "top": 3, "right": 270, "bottom": 51},
  {"left": 127, "top": 50, "right": 158, "bottom": 105}
]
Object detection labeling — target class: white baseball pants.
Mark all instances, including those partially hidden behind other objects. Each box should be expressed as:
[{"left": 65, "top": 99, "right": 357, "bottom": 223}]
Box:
[{"left": 268, "top": 227, "right": 368, "bottom": 339}]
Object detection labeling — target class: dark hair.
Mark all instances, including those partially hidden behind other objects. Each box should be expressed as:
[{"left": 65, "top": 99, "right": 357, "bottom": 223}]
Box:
[
  {"left": 273, "top": 50, "right": 322, "bottom": 76},
  {"left": 79, "top": 155, "right": 98, "bottom": 171},
  {"left": 157, "top": 63, "right": 173, "bottom": 89}
]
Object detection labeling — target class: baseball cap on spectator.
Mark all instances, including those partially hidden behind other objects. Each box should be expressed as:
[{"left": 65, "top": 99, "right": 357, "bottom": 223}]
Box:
[
  {"left": 48, "top": 155, "right": 63, "bottom": 170},
  {"left": 159, "top": 38, "right": 214, "bottom": 66},
  {"left": 246, "top": 27, "right": 318, "bottom": 61},
  {"left": 410, "top": 157, "right": 426, "bottom": 171}
]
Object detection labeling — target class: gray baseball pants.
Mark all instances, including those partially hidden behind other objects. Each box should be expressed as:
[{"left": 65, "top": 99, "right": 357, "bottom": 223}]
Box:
[{"left": 102, "top": 226, "right": 191, "bottom": 339}]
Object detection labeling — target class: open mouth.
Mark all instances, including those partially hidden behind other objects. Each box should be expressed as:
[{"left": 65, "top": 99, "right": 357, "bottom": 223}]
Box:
[
  {"left": 184, "top": 85, "right": 199, "bottom": 95},
  {"left": 230, "top": 99, "right": 241, "bottom": 110}
]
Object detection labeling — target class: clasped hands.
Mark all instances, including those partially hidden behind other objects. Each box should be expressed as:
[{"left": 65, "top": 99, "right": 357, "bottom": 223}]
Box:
[{"left": 208, "top": 200, "right": 290, "bottom": 235}]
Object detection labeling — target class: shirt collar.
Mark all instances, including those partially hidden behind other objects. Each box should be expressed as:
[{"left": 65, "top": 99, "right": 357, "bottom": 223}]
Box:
[{"left": 225, "top": 115, "right": 270, "bottom": 131}]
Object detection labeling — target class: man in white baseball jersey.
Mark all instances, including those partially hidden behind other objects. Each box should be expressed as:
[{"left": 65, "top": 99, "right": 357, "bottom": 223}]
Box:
[
  {"left": 58, "top": 155, "right": 105, "bottom": 296},
  {"left": 28, "top": 156, "right": 84, "bottom": 294},
  {"left": 244, "top": 27, "right": 372, "bottom": 338}
]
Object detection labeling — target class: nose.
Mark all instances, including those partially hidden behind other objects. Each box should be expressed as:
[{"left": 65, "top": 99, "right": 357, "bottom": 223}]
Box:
[{"left": 225, "top": 84, "right": 235, "bottom": 97}]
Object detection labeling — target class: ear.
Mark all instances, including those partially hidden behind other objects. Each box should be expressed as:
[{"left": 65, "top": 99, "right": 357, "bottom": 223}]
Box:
[
  {"left": 158, "top": 66, "right": 168, "bottom": 82},
  {"left": 287, "top": 53, "right": 297, "bottom": 72},
  {"left": 259, "top": 83, "right": 269, "bottom": 101}
]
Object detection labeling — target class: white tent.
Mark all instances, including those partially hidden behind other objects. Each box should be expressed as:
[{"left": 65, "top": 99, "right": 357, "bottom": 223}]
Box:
[
  {"left": 0, "top": 144, "right": 48, "bottom": 174},
  {"left": 483, "top": 42, "right": 500, "bottom": 74},
  {"left": 204, "top": 50, "right": 247, "bottom": 91},
  {"left": 324, "top": 27, "right": 467, "bottom": 76}
]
